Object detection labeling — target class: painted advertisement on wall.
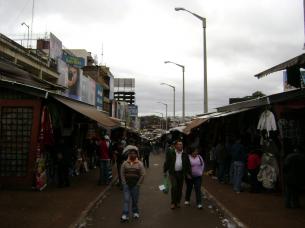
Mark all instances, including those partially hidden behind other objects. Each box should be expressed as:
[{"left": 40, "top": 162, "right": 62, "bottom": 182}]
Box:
[
  {"left": 49, "top": 33, "right": 62, "bottom": 60},
  {"left": 96, "top": 84, "right": 103, "bottom": 111},
  {"left": 57, "top": 59, "right": 68, "bottom": 87}
]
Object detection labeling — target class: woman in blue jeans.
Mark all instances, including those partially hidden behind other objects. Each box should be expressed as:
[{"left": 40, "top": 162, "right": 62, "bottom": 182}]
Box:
[
  {"left": 184, "top": 148, "right": 205, "bottom": 209},
  {"left": 120, "top": 146, "right": 145, "bottom": 222}
]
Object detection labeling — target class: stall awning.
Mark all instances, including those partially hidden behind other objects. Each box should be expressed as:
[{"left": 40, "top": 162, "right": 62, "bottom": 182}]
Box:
[
  {"left": 255, "top": 53, "right": 305, "bottom": 79},
  {"left": 53, "top": 96, "right": 120, "bottom": 129},
  {"left": 183, "top": 118, "right": 209, "bottom": 135}
]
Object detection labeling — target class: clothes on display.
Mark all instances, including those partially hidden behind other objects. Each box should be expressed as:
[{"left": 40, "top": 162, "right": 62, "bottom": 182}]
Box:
[
  {"left": 257, "top": 110, "right": 277, "bottom": 136},
  {"left": 257, "top": 152, "right": 279, "bottom": 189}
]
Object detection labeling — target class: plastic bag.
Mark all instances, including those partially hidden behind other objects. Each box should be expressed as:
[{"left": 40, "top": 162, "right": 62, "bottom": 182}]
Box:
[{"left": 159, "top": 176, "right": 169, "bottom": 194}]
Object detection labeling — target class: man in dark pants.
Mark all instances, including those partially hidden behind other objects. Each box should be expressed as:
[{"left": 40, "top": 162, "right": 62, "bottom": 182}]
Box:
[
  {"left": 143, "top": 142, "right": 151, "bottom": 168},
  {"left": 163, "top": 140, "right": 191, "bottom": 209},
  {"left": 283, "top": 146, "right": 305, "bottom": 208}
]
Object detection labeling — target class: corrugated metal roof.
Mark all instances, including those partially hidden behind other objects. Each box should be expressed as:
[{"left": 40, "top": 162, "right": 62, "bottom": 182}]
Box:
[{"left": 255, "top": 53, "right": 305, "bottom": 79}]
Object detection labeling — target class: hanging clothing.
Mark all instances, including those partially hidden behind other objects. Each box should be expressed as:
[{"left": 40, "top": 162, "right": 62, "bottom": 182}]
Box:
[
  {"left": 257, "top": 110, "right": 277, "bottom": 136},
  {"left": 257, "top": 152, "right": 279, "bottom": 189}
]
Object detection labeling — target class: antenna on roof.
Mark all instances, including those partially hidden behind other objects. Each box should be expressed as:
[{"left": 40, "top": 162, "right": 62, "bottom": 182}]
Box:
[
  {"left": 30, "top": 0, "right": 35, "bottom": 48},
  {"left": 101, "top": 42, "right": 104, "bottom": 65}
]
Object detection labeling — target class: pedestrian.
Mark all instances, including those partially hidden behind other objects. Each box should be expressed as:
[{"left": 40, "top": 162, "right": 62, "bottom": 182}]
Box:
[
  {"left": 143, "top": 142, "right": 151, "bottom": 168},
  {"left": 247, "top": 149, "right": 261, "bottom": 193},
  {"left": 163, "top": 139, "right": 191, "bottom": 209},
  {"left": 98, "top": 135, "right": 112, "bottom": 185},
  {"left": 184, "top": 147, "right": 204, "bottom": 209},
  {"left": 283, "top": 146, "right": 305, "bottom": 208},
  {"left": 215, "top": 139, "right": 227, "bottom": 183},
  {"left": 114, "top": 140, "right": 125, "bottom": 187},
  {"left": 120, "top": 146, "right": 145, "bottom": 222},
  {"left": 55, "top": 138, "right": 71, "bottom": 188},
  {"left": 231, "top": 136, "right": 247, "bottom": 193}
]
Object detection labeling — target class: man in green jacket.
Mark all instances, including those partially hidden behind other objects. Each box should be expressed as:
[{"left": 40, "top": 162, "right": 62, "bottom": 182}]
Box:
[{"left": 163, "top": 139, "right": 191, "bottom": 209}]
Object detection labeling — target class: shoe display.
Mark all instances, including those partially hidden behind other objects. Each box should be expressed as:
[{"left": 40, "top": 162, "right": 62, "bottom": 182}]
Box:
[
  {"left": 184, "top": 201, "right": 190, "bottom": 206},
  {"left": 197, "top": 204, "right": 203, "bottom": 209}
]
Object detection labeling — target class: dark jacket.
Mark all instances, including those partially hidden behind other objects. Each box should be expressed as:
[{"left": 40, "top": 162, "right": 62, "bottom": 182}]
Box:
[{"left": 163, "top": 148, "right": 191, "bottom": 176}]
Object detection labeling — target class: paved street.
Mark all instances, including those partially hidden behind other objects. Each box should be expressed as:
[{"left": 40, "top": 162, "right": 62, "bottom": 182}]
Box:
[{"left": 86, "top": 154, "right": 224, "bottom": 228}]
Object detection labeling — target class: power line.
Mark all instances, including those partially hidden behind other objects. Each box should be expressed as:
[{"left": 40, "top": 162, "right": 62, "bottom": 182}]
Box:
[{"left": 7, "top": 0, "right": 31, "bottom": 29}]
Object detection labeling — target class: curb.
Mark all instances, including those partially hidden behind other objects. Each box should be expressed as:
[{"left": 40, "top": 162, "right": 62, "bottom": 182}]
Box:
[
  {"left": 202, "top": 187, "right": 249, "bottom": 228},
  {"left": 69, "top": 177, "right": 118, "bottom": 228}
]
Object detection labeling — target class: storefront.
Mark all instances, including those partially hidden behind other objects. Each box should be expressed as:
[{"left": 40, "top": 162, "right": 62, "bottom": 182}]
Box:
[{"left": 0, "top": 80, "right": 120, "bottom": 189}]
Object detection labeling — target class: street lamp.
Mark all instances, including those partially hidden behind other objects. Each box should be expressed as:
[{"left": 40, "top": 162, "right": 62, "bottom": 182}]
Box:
[
  {"left": 21, "top": 22, "right": 30, "bottom": 48},
  {"left": 164, "top": 61, "right": 185, "bottom": 121},
  {"left": 160, "top": 82, "right": 175, "bottom": 120},
  {"left": 157, "top": 102, "right": 168, "bottom": 130},
  {"left": 175, "top": 7, "right": 208, "bottom": 113}
]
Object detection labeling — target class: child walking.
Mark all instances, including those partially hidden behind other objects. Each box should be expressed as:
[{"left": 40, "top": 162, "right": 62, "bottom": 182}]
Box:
[{"left": 120, "top": 146, "right": 145, "bottom": 222}]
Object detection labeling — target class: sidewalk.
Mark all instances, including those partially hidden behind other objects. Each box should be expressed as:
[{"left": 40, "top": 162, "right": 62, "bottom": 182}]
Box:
[
  {"left": 0, "top": 167, "right": 115, "bottom": 228},
  {"left": 203, "top": 175, "right": 305, "bottom": 228}
]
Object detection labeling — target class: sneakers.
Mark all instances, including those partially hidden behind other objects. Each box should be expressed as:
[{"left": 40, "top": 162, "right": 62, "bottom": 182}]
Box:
[
  {"left": 197, "top": 204, "right": 203, "bottom": 209},
  {"left": 121, "top": 214, "right": 129, "bottom": 222},
  {"left": 184, "top": 201, "right": 190, "bottom": 206},
  {"left": 133, "top": 213, "right": 140, "bottom": 219}
]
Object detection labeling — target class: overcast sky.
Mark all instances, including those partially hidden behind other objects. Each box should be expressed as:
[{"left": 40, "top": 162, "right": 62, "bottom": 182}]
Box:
[{"left": 1, "top": 0, "right": 304, "bottom": 116}]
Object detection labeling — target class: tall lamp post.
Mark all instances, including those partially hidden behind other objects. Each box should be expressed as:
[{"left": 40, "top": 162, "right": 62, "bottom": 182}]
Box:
[
  {"left": 164, "top": 61, "right": 185, "bottom": 121},
  {"left": 175, "top": 7, "right": 208, "bottom": 113},
  {"left": 157, "top": 102, "right": 168, "bottom": 130},
  {"left": 21, "top": 22, "right": 30, "bottom": 48},
  {"left": 160, "top": 82, "right": 175, "bottom": 120}
]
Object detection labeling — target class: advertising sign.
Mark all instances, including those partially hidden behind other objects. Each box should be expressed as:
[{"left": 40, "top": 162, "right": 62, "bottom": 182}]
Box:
[
  {"left": 109, "top": 75, "right": 114, "bottom": 100},
  {"left": 49, "top": 33, "right": 62, "bottom": 60},
  {"left": 67, "top": 66, "right": 81, "bottom": 100},
  {"left": 128, "top": 105, "right": 138, "bottom": 117},
  {"left": 57, "top": 59, "right": 68, "bottom": 87},
  {"left": 81, "top": 76, "right": 89, "bottom": 104},
  {"left": 88, "top": 77, "right": 96, "bottom": 106},
  {"left": 96, "top": 84, "right": 103, "bottom": 111},
  {"left": 62, "top": 52, "right": 85, "bottom": 68}
]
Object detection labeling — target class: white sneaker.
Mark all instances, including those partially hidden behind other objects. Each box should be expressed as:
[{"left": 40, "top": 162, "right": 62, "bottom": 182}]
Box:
[
  {"left": 121, "top": 214, "right": 129, "bottom": 222},
  {"left": 184, "top": 201, "right": 190, "bottom": 206},
  {"left": 197, "top": 204, "right": 203, "bottom": 209},
  {"left": 133, "top": 213, "right": 140, "bottom": 219}
]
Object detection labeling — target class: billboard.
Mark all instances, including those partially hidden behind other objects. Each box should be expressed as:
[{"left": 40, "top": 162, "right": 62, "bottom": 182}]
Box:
[
  {"left": 128, "top": 105, "right": 138, "bottom": 117},
  {"left": 67, "top": 66, "right": 81, "bottom": 100},
  {"left": 109, "top": 74, "right": 114, "bottom": 100},
  {"left": 114, "top": 78, "right": 135, "bottom": 89},
  {"left": 88, "top": 77, "right": 96, "bottom": 106},
  {"left": 62, "top": 52, "right": 85, "bottom": 68},
  {"left": 57, "top": 59, "right": 68, "bottom": 87},
  {"left": 49, "top": 33, "right": 62, "bottom": 60},
  {"left": 81, "top": 76, "right": 89, "bottom": 104},
  {"left": 96, "top": 84, "right": 103, "bottom": 111}
]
